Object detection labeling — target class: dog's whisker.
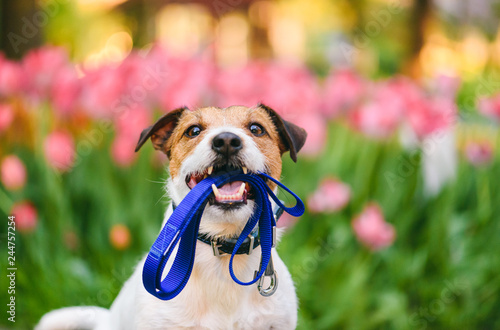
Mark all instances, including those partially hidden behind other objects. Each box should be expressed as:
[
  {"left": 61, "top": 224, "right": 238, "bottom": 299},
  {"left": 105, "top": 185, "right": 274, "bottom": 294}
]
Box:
[
  {"left": 146, "top": 179, "right": 169, "bottom": 185},
  {"left": 155, "top": 192, "right": 170, "bottom": 206}
]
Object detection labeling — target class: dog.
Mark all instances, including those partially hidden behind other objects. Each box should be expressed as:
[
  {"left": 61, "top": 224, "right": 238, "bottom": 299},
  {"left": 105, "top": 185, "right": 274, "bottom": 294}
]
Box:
[{"left": 37, "top": 104, "right": 307, "bottom": 329}]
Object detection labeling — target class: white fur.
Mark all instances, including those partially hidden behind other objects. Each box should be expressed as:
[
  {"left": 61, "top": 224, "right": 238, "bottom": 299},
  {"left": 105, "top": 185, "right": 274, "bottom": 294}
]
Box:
[
  {"left": 169, "top": 126, "right": 266, "bottom": 207},
  {"left": 36, "top": 122, "right": 297, "bottom": 330}
]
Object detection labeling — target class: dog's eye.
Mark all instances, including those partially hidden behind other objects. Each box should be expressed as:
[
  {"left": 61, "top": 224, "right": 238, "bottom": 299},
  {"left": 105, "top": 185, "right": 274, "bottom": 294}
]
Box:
[
  {"left": 249, "top": 123, "right": 265, "bottom": 137},
  {"left": 185, "top": 125, "right": 202, "bottom": 138}
]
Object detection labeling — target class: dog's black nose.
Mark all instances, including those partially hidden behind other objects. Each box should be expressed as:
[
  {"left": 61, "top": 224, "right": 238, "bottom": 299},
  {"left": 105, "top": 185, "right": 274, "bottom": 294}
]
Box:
[{"left": 212, "top": 132, "right": 242, "bottom": 156}]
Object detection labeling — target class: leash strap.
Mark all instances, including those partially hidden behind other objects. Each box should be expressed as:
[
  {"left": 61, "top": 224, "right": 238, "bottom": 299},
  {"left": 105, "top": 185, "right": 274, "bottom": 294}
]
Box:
[
  {"left": 142, "top": 171, "right": 304, "bottom": 300},
  {"left": 196, "top": 203, "right": 284, "bottom": 256}
]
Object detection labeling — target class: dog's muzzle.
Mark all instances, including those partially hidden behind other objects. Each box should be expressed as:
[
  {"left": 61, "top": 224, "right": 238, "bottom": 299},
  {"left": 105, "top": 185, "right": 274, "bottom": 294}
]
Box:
[
  {"left": 185, "top": 132, "right": 255, "bottom": 209},
  {"left": 212, "top": 132, "right": 243, "bottom": 158}
]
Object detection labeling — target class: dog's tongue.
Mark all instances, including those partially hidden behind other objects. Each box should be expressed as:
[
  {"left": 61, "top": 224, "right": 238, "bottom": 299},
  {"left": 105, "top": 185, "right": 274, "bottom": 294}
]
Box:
[
  {"left": 213, "top": 180, "right": 247, "bottom": 203},
  {"left": 218, "top": 181, "right": 243, "bottom": 195}
]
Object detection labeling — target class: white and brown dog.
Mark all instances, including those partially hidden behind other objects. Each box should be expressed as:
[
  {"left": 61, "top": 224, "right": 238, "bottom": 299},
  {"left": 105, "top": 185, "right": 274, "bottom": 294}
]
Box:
[{"left": 37, "top": 104, "right": 307, "bottom": 330}]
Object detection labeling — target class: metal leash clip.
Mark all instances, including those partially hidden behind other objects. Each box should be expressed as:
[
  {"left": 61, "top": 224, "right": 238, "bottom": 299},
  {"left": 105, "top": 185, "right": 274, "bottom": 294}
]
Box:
[{"left": 254, "top": 253, "right": 278, "bottom": 297}]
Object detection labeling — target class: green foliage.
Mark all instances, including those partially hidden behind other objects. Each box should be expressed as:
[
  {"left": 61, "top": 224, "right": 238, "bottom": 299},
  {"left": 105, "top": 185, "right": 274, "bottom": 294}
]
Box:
[
  {"left": 1, "top": 122, "right": 499, "bottom": 329},
  {"left": 279, "top": 123, "right": 500, "bottom": 330}
]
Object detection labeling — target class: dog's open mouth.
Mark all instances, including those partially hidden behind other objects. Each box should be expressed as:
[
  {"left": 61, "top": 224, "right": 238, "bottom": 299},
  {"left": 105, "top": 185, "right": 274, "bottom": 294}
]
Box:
[{"left": 185, "top": 165, "right": 252, "bottom": 207}]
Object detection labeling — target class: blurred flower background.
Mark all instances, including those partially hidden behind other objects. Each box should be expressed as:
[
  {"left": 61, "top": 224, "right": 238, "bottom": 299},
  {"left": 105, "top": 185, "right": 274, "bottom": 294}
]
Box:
[{"left": 1, "top": 0, "right": 500, "bottom": 328}]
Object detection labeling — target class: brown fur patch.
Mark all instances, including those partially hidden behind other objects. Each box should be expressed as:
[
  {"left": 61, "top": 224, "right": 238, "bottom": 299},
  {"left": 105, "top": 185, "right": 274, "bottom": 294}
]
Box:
[{"left": 167, "top": 106, "right": 283, "bottom": 187}]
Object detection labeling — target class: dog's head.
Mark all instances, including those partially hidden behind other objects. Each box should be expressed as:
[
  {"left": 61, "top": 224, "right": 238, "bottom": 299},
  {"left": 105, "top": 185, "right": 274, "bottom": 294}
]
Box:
[{"left": 136, "top": 104, "right": 307, "bottom": 237}]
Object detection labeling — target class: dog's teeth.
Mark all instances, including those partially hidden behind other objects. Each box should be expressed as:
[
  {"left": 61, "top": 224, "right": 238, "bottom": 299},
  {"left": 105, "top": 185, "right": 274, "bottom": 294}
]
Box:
[
  {"left": 211, "top": 183, "right": 246, "bottom": 202},
  {"left": 212, "top": 184, "right": 219, "bottom": 196},
  {"left": 207, "top": 166, "right": 213, "bottom": 175},
  {"left": 204, "top": 174, "right": 207, "bottom": 179},
  {"left": 242, "top": 167, "right": 247, "bottom": 174}
]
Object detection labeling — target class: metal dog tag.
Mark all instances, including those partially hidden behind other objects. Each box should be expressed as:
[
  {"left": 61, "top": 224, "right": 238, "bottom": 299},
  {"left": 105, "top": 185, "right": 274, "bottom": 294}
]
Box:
[{"left": 254, "top": 253, "right": 278, "bottom": 297}]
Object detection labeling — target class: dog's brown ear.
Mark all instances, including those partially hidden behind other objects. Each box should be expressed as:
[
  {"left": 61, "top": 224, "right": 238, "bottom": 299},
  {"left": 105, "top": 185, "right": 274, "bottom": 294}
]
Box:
[
  {"left": 258, "top": 103, "right": 307, "bottom": 162},
  {"left": 135, "top": 107, "right": 188, "bottom": 156}
]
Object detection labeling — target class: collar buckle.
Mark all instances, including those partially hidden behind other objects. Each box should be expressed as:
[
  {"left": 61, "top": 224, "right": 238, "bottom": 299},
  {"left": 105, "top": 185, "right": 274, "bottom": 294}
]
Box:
[
  {"left": 210, "top": 238, "right": 224, "bottom": 257},
  {"left": 247, "top": 234, "right": 255, "bottom": 255},
  {"left": 211, "top": 234, "right": 255, "bottom": 257}
]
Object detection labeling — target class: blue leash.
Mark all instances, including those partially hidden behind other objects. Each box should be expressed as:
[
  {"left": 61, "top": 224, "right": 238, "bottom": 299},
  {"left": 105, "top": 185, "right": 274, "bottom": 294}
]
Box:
[{"left": 142, "top": 170, "right": 305, "bottom": 300}]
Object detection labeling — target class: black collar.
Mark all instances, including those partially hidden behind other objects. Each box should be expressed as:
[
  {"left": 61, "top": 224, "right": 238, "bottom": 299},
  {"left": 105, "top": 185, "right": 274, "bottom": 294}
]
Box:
[
  {"left": 198, "top": 229, "right": 260, "bottom": 256},
  {"left": 172, "top": 202, "right": 284, "bottom": 256}
]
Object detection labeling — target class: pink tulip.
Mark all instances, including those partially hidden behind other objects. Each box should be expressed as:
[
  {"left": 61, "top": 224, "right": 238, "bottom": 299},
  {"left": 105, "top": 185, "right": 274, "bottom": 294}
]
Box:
[
  {"left": 429, "top": 74, "right": 461, "bottom": 99},
  {"left": 111, "top": 134, "right": 137, "bottom": 167},
  {"left": 308, "top": 178, "right": 351, "bottom": 213},
  {"left": 0, "top": 103, "right": 14, "bottom": 132},
  {"left": 478, "top": 95, "right": 500, "bottom": 121},
  {"left": 215, "top": 62, "right": 265, "bottom": 108},
  {"left": 386, "top": 76, "right": 424, "bottom": 103},
  {"left": 1, "top": 155, "right": 27, "bottom": 190},
  {"left": 350, "top": 98, "right": 402, "bottom": 139},
  {"left": 258, "top": 64, "right": 322, "bottom": 120},
  {"left": 110, "top": 224, "right": 131, "bottom": 250},
  {"left": 145, "top": 48, "right": 214, "bottom": 111},
  {"left": 44, "top": 131, "right": 76, "bottom": 172},
  {"left": 406, "top": 96, "right": 457, "bottom": 139},
  {"left": 350, "top": 77, "right": 420, "bottom": 139},
  {"left": 215, "top": 62, "right": 322, "bottom": 120},
  {"left": 50, "top": 66, "right": 81, "bottom": 115},
  {"left": 157, "top": 57, "right": 213, "bottom": 110},
  {"left": 22, "top": 46, "right": 70, "bottom": 102},
  {"left": 80, "top": 66, "right": 125, "bottom": 118},
  {"left": 0, "top": 58, "right": 26, "bottom": 96},
  {"left": 114, "top": 105, "right": 151, "bottom": 138},
  {"left": 295, "top": 113, "right": 327, "bottom": 156},
  {"left": 349, "top": 76, "right": 459, "bottom": 140},
  {"left": 10, "top": 201, "right": 38, "bottom": 233},
  {"left": 352, "top": 203, "right": 395, "bottom": 251},
  {"left": 116, "top": 52, "right": 162, "bottom": 109},
  {"left": 465, "top": 141, "right": 494, "bottom": 167},
  {"left": 322, "top": 69, "right": 366, "bottom": 118}
]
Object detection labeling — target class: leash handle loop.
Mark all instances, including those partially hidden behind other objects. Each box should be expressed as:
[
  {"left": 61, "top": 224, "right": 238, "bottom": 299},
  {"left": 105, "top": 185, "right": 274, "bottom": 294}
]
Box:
[{"left": 142, "top": 171, "right": 304, "bottom": 300}]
